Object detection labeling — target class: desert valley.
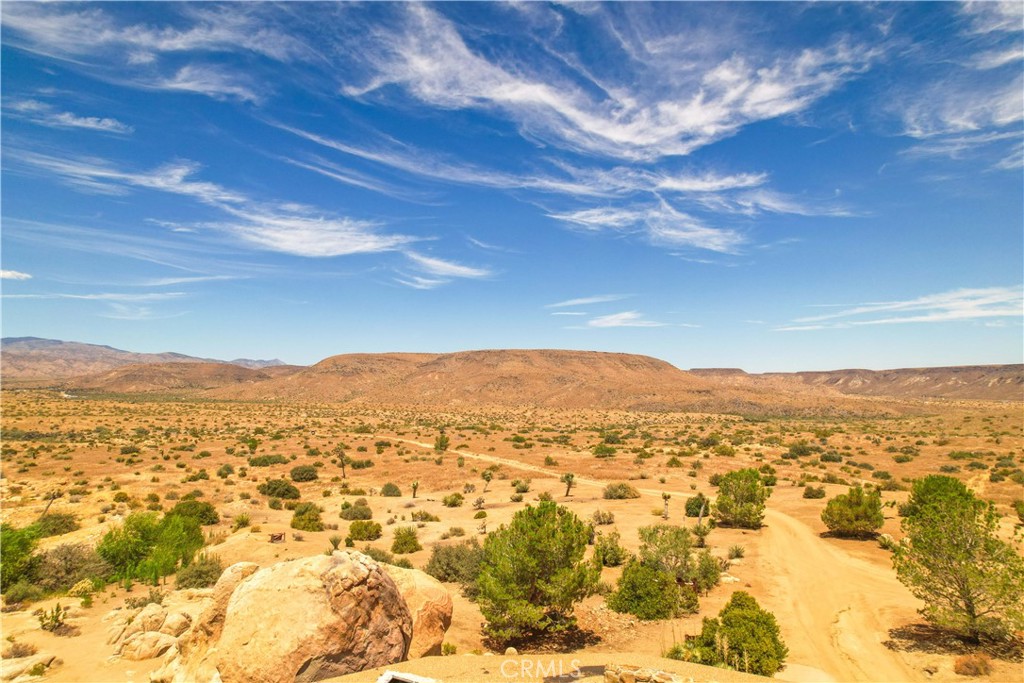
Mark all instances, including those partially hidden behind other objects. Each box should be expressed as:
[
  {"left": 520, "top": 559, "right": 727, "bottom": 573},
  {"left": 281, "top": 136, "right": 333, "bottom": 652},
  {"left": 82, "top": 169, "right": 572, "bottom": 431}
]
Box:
[{"left": 1, "top": 339, "right": 1022, "bottom": 683}]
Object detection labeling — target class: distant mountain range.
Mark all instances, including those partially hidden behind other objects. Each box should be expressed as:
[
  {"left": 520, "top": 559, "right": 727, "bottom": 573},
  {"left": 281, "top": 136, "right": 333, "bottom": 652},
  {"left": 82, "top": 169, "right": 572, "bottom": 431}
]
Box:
[
  {"left": 0, "top": 337, "right": 285, "bottom": 381},
  {"left": 2, "top": 337, "right": 1020, "bottom": 407}
]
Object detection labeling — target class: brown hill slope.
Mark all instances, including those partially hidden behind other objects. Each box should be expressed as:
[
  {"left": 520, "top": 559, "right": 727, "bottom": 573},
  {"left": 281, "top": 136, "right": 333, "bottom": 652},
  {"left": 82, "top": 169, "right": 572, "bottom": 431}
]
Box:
[
  {"left": 63, "top": 362, "right": 290, "bottom": 394},
  {"left": 692, "top": 365, "right": 1024, "bottom": 401},
  {"left": 1, "top": 337, "right": 284, "bottom": 383},
  {"left": 207, "top": 349, "right": 879, "bottom": 415}
]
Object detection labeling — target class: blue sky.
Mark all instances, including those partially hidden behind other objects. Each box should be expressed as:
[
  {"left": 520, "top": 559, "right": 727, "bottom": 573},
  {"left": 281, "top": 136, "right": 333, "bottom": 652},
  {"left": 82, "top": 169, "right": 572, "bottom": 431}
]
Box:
[{"left": 1, "top": 2, "right": 1021, "bottom": 372}]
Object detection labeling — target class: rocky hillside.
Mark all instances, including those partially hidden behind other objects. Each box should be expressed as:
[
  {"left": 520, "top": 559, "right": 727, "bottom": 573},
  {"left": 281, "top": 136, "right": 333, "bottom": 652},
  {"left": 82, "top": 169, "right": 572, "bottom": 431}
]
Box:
[
  {"left": 692, "top": 365, "right": 1024, "bottom": 401},
  {"left": 0, "top": 337, "right": 284, "bottom": 382},
  {"left": 62, "top": 362, "right": 287, "bottom": 394}
]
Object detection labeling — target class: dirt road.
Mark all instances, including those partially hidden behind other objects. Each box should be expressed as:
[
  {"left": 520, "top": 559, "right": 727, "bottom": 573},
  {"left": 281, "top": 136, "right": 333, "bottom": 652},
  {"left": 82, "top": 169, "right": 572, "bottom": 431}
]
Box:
[
  {"left": 393, "top": 436, "right": 924, "bottom": 682},
  {"left": 757, "top": 509, "right": 922, "bottom": 682}
]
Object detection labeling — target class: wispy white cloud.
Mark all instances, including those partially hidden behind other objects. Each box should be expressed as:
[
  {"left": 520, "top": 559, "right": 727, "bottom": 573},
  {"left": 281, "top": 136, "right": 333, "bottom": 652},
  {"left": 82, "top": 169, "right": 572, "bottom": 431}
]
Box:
[
  {"left": 2, "top": 292, "right": 186, "bottom": 302},
  {"left": 101, "top": 303, "right": 188, "bottom": 321},
  {"left": 140, "top": 275, "right": 240, "bottom": 287},
  {"left": 776, "top": 286, "right": 1024, "bottom": 330},
  {"left": 5, "top": 99, "right": 133, "bottom": 134},
  {"left": 900, "top": 76, "right": 1023, "bottom": 139},
  {"left": 587, "top": 311, "right": 667, "bottom": 328},
  {"left": 157, "top": 65, "right": 261, "bottom": 103},
  {"left": 1, "top": 270, "right": 33, "bottom": 280},
  {"left": 546, "top": 294, "right": 630, "bottom": 308},
  {"left": 551, "top": 200, "right": 745, "bottom": 253},
  {"left": 343, "top": 4, "right": 876, "bottom": 161},
  {"left": 8, "top": 149, "right": 417, "bottom": 259},
  {"left": 960, "top": 1, "right": 1024, "bottom": 36},
  {"left": 403, "top": 251, "right": 491, "bottom": 279},
  {"left": 969, "top": 46, "right": 1024, "bottom": 70},
  {"left": 551, "top": 311, "right": 587, "bottom": 316},
  {"left": 0, "top": 3, "right": 309, "bottom": 63}
]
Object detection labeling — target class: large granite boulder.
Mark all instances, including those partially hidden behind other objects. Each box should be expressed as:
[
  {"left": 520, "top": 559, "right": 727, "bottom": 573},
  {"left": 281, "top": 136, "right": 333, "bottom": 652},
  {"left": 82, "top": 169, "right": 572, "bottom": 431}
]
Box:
[{"left": 153, "top": 552, "right": 413, "bottom": 683}]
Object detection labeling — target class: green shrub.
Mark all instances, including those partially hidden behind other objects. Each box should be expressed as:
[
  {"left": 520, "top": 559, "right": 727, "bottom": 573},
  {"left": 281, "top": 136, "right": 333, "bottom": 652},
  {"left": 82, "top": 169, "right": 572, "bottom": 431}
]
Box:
[
  {"left": 443, "top": 493, "right": 465, "bottom": 508},
  {"left": 248, "top": 455, "right": 289, "bottom": 467},
  {"left": 291, "top": 503, "right": 325, "bottom": 532},
  {"left": 31, "top": 513, "right": 80, "bottom": 538},
  {"left": 257, "top": 479, "right": 300, "bottom": 500},
  {"left": 165, "top": 500, "right": 220, "bottom": 525},
  {"left": 714, "top": 469, "right": 770, "bottom": 529},
  {"left": 638, "top": 525, "right": 693, "bottom": 581},
  {"left": 347, "top": 520, "right": 383, "bottom": 541},
  {"left": 682, "top": 591, "right": 788, "bottom": 675},
  {"left": 0, "top": 524, "right": 39, "bottom": 591},
  {"left": 96, "top": 512, "right": 161, "bottom": 575},
  {"left": 290, "top": 465, "right": 318, "bottom": 482},
  {"left": 477, "top": 501, "right": 599, "bottom": 644},
  {"left": 802, "top": 485, "right": 826, "bottom": 499},
  {"left": 424, "top": 539, "right": 484, "bottom": 598},
  {"left": 684, "top": 493, "right": 710, "bottom": 518},
  {"left": 380, "top": 483, "right": 402, "bottom": 497},
  {"left": 603, "top": 483, "right": 640, "bottom": 500},
  {"left": 3, "top": 580, "right": 44, "bottom": 604},
  {"left": 593, "top": 531, "right": 628, "bottom": 567},
  {"left": 175, "top": 553, "right": 223, "bottom": 589},
  {"left": 340, "top": 503, "right": 373, "bottom": 520},
  {"left": 821, "top": 486, "right": 883, "bottom": 538},
  {"left": 391, "top": 526, "right": 422, "bottom": 554},
  {"left": 361, "top": 546, "right": 413, "bottom": 569},
  {"left": 608, "top": 560, "right": 693, "bottom": 620},
  {"left": 411, "top": 510, "right": 440, "bottom": 522}
]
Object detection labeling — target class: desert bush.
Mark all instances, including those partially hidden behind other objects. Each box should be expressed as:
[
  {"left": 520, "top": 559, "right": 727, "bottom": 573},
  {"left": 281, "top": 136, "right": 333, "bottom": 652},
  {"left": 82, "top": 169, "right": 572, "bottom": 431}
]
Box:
[
  {"left": 728, "top": 545, "right": 745, "bottom": 560},
  {"left": 165, "top": 500, "right": 220, "bottom": 525},
  {"left": 347, "top": 520, "right": 383, "bottom": 541},
  {"left": 96, "top": 512, "right": 161, "bottom": 575},
  {"left": 477, "top": 501, "right": 599, "bottom": 644},
  {"left": 339, "top": 505, "right": 372, "bottom": 521},
  {"left": 31, "top": 513, "right": 79, "bottom": 538},
  {"left": 440, "top": 527, "right": 465, "bottom": 540},
  {"left": 175, "top": 553, "right": 223, "bottom": 589},
  {"left": 232, "top": 513, "right": 250, "bottom": 531},
  {"left": 290, "top": 465, "right": 318, "bottom": 482},
  {"left": 442, "top": 493, "right": 464, "bottom": 508},
  {"left": 35, "top": 543, "right": 111, "bottom": 593},
  {"left": 802, "top": 485, "right": 827, "bottom": 499},
  {"left": 694, "top": 549, "right": 722, "bottom": 595},
  {"left": 248, "top": 455, "right": 289, "bottom": 467},
  {"left": 603, "top": 483, "right": 640, "bottom": 500},
  {"left": 684, "top": 591, "right": 788, "bottom": 676},
  {"left": 256, "top": 479, "right": 300, "bottom": 500},
  {"left": 424, "top": 538, "right": 484, "bottom": 598},
  {"left": 361, "top": 546, "right": 413, "bottom": 569},
  {"left": 410, "top": 510, "right": 440, "bottom": 522},
  {"left": 1, "top": 639, "right": 37, "bottom": 659},
  {"left": 593, "top": 531, "right": 628, "bottom": 567},
  {"left": 714, "top": 468, "right": 770, "bottom": 529},
  {"left": 684, "top": 493, "right": 710, "bottom": 518},
  {"left": 821, "top": 486, "right": 883, "bottom": 538},
  {"left": 290, "top": 503, "right": 325, "bottom": 532},
  {"left": 380, "top": 483, "right": 402, "bottom": 497},
  {"left": 608, "top": 559, "right": 694, "bottom": 620},
  {"left": 391, "top": 527, "right": 422, "bottom": 554},
  {"left": 474, "top": 510, "right": 487, "bottom": 519},
  {"left": 591, "top": 510, "right": 615, "bottom": 525},
  {"left": 638, "top": 525, "right": 693, "bottom": 581},
  {"left": 3, "top": 580, "right": 45, "bottom": 604},
  {"left": 37, "top": 603, "right": 69, "bottom": 632},
  {"left": 953, "top": 654, "right": 992, "bottom": 676}
]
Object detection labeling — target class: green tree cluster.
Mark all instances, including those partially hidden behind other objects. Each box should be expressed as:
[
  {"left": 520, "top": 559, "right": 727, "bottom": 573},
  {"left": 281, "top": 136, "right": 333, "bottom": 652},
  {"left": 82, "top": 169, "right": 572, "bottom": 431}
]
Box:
[
  {"left": 714, "top": 469, "right": 770, "bottom": 529},
  {"left": 820, "top": 486, "right": 883, "bottom": 537},
  {"left": 477, "top": 501, "right": 599, "bottom": 644}
]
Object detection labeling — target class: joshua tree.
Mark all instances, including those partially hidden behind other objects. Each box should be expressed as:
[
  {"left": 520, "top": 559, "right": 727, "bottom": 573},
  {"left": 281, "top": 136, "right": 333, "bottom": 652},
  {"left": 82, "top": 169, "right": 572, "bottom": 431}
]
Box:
[
  {"left": 560, "top": 473, "right": 576, "bottom": 497},
  {"left": 481, "top": 470, "right": 493, "bottom": 493},
  {"left": 662, "top": 492, "right": 671, "bottom": 520},
  {"left": 411, "top": 481, "right": 419, "bottom": 499},
  {"left": 334, "top": 445, "right": 347, "bottom": 479}
]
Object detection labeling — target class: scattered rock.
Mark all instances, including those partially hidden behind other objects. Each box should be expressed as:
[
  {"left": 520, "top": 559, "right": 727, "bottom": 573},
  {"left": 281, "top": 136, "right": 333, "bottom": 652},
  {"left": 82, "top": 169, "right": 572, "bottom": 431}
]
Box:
[
  {"left": 505, "top": 647, "right": 518, "bottom": 656},
  {"left": 120, "top": 631, "right": 178, "bottom": 661},
  {"left": 160, "top": 612, "right": 192, "bottom": 638},
  {"left": 2, "top": 653, "right": 60, "bottom": 681}
]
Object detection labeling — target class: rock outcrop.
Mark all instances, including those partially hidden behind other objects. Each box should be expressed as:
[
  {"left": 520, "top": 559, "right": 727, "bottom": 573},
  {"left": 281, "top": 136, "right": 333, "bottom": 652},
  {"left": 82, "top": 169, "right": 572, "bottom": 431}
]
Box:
[
  {"left": 107, "top": 602, "right": 194, "bottom": 661},
  {"left": 154, "top": 552, "right": 414, "bottom": 683},
  {"left": 382, "top": 565, "right": 453, "bottom": 658}
]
